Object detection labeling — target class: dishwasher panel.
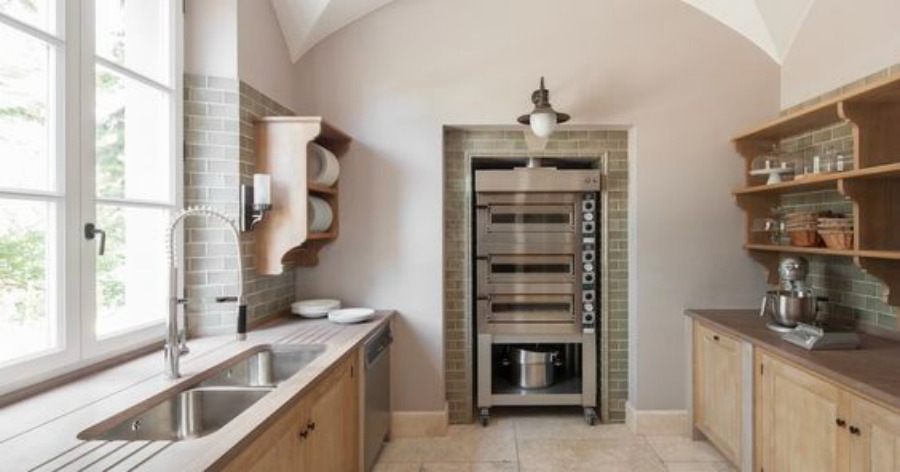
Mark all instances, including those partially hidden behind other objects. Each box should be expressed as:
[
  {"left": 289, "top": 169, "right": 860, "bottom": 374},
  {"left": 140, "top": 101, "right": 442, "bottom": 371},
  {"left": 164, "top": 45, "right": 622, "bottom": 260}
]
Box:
[{"left": 364, "top": 325, "right": 392, "bottom": 472}]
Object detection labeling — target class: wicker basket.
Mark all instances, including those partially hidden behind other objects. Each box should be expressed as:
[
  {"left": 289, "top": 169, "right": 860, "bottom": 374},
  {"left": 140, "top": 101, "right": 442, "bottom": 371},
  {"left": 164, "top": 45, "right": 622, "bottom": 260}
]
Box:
[
  {"left": 790, "top": 230, "right": 821, "bottom": 247},
  {"left": 819, "top": 231, "right": 854, "bottom": 250}
]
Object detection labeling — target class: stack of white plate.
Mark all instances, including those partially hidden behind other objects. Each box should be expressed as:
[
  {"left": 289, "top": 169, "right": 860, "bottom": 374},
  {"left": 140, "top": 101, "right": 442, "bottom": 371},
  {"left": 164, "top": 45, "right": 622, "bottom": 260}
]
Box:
[
  {"left": 308, "top": 142, "right": 340, "bottom": 186},
  {"left": 328, "top": 308, "right": 376, "bottom": 324},
  {"left": 291, "top": 299, "right": 341, "bottom": 318},
  {"left": 308, "top": 196, "right": 334, "bottom": 233}
]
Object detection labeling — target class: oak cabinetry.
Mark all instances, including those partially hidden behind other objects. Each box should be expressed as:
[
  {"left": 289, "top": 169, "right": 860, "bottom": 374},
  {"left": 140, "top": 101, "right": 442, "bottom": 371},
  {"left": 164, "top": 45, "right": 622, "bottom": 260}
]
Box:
[
  {"left": 731, "top": 76, "right": 900, "bottom": 307},
  {"left": 694, "top": 323, "right": 743, "bottom": 465},
  {"left": 756, "top": 351, "right": 844, "bottom": 472},
  {"left": 848, "top": 395, "right": 900, "bottom": 472},
  {"left": 254, "top": 117, "right": 352, "bottom": 275},
  {"left": 756, "top": 350, "right": 900, "bottom": 472},
  {"left": 223, "top": 351, "right": 359, "bottom": 472}
]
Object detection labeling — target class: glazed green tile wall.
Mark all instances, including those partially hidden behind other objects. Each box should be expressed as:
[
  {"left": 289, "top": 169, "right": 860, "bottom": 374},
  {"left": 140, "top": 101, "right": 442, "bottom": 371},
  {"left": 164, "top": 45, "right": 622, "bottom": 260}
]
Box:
[
  {"left": 442, "top": 129, "right": 629, "bottom": 423},
  {"left": 772, "top": 63, "right": 900, "bottom": 331}
]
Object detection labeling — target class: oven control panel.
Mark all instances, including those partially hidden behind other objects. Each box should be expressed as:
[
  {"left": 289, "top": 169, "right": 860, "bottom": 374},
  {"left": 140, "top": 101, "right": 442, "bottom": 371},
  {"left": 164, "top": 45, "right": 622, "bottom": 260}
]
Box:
[{"left": 581, "top": 193, "right": 597, "bottom": 333}]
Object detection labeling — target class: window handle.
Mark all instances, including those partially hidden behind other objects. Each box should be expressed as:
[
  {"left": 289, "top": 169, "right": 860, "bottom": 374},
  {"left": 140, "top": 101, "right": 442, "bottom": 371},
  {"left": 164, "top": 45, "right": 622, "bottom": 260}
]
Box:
[{"left": 84, "top": 223, "right": 106, "bottom": 256}]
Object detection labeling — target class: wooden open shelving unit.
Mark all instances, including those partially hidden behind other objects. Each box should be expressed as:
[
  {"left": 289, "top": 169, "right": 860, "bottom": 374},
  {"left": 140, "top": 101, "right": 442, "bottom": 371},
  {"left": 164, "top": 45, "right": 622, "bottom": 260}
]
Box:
[
  {"left": 732, "top": 75, "right": 900, "bottom": 305},
  {"left": 253, "top": 117, "right": 352, "bottom": 275}
]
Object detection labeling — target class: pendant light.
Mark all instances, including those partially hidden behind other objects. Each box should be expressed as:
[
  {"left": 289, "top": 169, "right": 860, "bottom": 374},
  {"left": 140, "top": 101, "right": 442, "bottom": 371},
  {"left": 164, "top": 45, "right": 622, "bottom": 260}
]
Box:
[{"left": 517, "top": 77, "right": 570, "bottom": 138}]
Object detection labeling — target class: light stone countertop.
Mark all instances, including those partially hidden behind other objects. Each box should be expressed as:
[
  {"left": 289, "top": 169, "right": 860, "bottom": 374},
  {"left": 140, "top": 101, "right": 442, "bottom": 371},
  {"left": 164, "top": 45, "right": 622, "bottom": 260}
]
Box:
[{"left": 0, "top": 311, "right": 394, "bottom": 471}]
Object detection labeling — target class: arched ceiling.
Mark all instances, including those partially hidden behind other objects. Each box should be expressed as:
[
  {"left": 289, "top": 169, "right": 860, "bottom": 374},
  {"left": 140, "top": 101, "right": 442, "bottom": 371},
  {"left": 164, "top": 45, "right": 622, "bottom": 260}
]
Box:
[{"left": 271, "top": 0, "right": 815, "bottom": 64}]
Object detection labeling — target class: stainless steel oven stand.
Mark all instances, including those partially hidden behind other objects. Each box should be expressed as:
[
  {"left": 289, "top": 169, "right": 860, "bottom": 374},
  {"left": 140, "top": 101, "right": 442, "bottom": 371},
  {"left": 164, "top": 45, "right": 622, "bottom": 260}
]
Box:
[{"left": 476, "top": 332, "right": 598, "bottom": 426}]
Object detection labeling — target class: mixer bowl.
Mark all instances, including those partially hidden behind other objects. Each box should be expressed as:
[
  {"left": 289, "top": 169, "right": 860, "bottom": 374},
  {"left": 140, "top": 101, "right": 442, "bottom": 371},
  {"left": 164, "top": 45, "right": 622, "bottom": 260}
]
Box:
[{"left": 767, "top": 290, "right": 818, "bottom": 327}]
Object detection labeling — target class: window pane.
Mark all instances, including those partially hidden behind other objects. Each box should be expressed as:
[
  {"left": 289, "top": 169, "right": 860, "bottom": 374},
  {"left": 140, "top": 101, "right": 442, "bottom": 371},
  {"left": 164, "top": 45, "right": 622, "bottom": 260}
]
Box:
[
  {"left": 0, "top": 23, "right": 53, "bottom": 192},
  {"left": 0, "top": 198, "right": 57, "bottom": 364},
  {"left": 95, "top": 0, "right": 169, "bottom": 83},
  {"left": 0, "top": 0, "right": 53, "bottom": 33},
  {"left": 96, "top": 204, "right": 168, "bottom": 337},
  {"left": 96, "top": 66, "right": 171, "bottom": 202}
]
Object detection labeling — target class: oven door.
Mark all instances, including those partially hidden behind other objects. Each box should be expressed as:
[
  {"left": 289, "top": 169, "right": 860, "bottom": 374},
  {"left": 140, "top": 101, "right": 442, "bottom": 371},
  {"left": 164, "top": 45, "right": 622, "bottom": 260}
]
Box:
[
  {"left": 484, "top": 204, "right": 575, "bottom": 234},
  {"left": 477, "top": 255, "right": 576, "bottom": 294},
  {"left": 477, "top": 293, "right": 580, "bottom": 335}
]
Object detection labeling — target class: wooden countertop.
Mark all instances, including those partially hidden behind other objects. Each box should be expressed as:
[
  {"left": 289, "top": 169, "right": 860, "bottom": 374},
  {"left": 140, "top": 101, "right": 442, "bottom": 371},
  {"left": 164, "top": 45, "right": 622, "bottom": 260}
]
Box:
[
  {"left": 686, "top": 309, "right": 900, "bottom": 413},
  {"left": 0, "top": 311, "right": 394, "bottom": 471}
]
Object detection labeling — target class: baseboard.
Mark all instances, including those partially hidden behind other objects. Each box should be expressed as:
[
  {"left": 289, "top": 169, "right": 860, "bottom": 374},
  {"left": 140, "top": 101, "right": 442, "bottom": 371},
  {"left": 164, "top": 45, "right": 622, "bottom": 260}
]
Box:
[
  {"left": 625, "top": 401, "right": 688, "bottom": 436},
  {"left": 390, "top": 403, "right": 449, "bottom": 438}
]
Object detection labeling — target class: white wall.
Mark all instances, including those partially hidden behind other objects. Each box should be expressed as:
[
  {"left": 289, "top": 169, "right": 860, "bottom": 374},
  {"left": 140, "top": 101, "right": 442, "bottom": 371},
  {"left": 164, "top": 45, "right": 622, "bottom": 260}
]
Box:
[
  {"left": 185, "top": 0, "right": 237, "bottom": 78},
  {"left": 781, "top": 0, "right": 900, "bottom": 108},
  {"left": 291, "top": 0, "right": 778, "bottom": 413},
  {"left": 237, "top": 0, "right": 296, "bottom": 107}
]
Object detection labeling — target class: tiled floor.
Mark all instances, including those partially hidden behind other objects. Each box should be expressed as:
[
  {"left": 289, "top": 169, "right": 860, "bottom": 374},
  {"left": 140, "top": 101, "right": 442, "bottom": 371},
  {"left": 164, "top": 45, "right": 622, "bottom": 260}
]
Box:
[{"left": 373, "top": 409, "right": 735, "bottom": 472}]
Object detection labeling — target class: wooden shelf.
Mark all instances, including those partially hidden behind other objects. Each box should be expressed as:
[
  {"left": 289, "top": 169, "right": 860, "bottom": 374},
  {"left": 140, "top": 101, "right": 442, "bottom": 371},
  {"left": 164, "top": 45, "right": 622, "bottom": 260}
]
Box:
[
  {"left": 254, "top": 117, "right": 352, "bottom": 275},
  {"left": 733, "top": 162, "right": 900, "bottom": 196},
  {"left": 306, "top": 232, "right": 337, "bottom": 241},
  {"left": 734, "top": 75, "right": 900, "bottom": 144},
  {"left": 308, "top": 183, "right": 337, "bottom": 195},
  {"left": 733, "top": 75, "right": 900, "bottom": 307}
]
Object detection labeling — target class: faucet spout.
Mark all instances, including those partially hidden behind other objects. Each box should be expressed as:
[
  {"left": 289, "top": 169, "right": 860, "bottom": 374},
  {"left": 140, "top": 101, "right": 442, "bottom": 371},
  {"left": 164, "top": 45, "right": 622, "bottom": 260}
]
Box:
[{"left": 164, "top": 206, "right": 246, "bottom": 379}]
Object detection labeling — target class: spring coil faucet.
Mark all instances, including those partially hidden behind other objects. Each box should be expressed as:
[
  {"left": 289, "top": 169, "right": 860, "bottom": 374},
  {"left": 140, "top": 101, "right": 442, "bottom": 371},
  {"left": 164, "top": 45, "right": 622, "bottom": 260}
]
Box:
[{"left": 165, "top": 206, "right": 247, "bottom": 379}]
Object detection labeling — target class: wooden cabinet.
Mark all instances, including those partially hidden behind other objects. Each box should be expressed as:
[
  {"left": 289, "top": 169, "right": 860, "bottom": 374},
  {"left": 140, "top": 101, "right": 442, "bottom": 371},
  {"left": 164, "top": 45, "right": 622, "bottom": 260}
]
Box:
[
  {"left": 305, "top": 353, "right": 359, "bottom": 472},
  {"left": 730, "top": 76, "right": 900, "bottom": 307},
  {"left": 848, "top": 395, "right": 900, "bottom": 472},
  {"left": 694, "top": 323, "right": 743, "bottom": 464},
  {"left": 223, "top": 351, "right": 359, "bottom": 472},
  {"left": 756, "top": 351, "right": 845, "bottom": 472},
  {"left": 254, "top": 117, "right": 352, "bottom": 275}
]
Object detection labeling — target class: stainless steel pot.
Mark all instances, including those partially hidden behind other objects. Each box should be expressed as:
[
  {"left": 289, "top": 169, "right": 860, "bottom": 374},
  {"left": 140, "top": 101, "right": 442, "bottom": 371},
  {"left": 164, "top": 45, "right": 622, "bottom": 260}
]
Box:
[
  {"left": 504, "top": 347, "right": 562, "bottom": 389},
  {"left": 760, "top": 289, "right": 824, "bottom": 328}
]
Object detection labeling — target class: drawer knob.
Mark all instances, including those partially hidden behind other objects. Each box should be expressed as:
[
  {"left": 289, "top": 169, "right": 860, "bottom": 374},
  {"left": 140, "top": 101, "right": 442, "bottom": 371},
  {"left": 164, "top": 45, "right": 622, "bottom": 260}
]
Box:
[
  {"left": 850, "top": 426, "right": 861, "bottom": 436},
  {"left": 713, "top": 335, "right": 720, "bottom": 341},
  {"left": 307, "top": 420, "right": 316, "bottom": 431},
  {"left": 836, "top": 418, "right": 846, "bottom": 428},
  {"left": 299, "top": 428, "right": 309, "bottom": 439}
]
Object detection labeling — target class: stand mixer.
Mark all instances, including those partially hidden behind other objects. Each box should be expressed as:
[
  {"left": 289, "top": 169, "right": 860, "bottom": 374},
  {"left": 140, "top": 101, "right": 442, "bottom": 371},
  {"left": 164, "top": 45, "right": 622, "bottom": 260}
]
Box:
[{"left": 760, "top": 257, "right": 821, "bottom": 332}]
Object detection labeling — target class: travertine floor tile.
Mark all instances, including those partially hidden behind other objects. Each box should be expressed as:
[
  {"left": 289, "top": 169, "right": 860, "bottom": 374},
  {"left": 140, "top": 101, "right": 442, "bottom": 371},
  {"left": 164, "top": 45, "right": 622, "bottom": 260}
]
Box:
[
  {"left": 514, "top": 412, "right": 642, "bottom": 442},
  {"left": 379, "top": 417, "right": 517, "bottom": 463},
  {"left": 421, "top": 462, "right": 519, "bottom": 471},
  {"left": 517, "top": 438, "right": 665, "bottom": 472},
  {"left": 373, "top": 462, "right": 422, "bottom": 472},
  {"left": 665, "top": 462, "right": 737, "bottom": 471},
  {"left": 645, "top": 436, "right": 726, "bottom": 463}
]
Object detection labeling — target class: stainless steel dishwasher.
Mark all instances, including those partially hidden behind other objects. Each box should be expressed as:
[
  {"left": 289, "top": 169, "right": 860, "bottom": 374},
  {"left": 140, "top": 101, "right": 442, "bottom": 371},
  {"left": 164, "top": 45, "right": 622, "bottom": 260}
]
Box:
[{"left": 364, "top": 324, "right": 391, "bottom": 471}]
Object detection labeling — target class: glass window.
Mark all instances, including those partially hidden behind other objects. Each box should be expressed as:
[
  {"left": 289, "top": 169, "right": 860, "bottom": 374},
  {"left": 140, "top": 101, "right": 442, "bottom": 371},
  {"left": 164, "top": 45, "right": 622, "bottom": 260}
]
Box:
[
  {"left": 0, "top": 198, "right": 57, "bottom": 365},
  {"left": 0, "top": 0, "right": 178, "bottom": 392},
  {"left": 0, "top": 0, "right": 54, "bottom": 33},
  {"left": 95, "top": 0, "right": 170, "bottom": 84},
  {"left": 0, "top": 23, "right": 54, "bottom": 192}
]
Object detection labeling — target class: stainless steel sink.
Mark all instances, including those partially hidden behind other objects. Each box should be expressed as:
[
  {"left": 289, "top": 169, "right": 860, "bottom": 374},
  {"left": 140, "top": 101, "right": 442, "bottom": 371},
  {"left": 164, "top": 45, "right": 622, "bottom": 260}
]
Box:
[
  {"left": 84, "top": 386, "right": 272, "bottom": 441},
  {"left": 79, "top": 344, "right": 325, "bottom": 441},
  {"left": 198, "top": 344, "right": 326, "bottom": 388}
]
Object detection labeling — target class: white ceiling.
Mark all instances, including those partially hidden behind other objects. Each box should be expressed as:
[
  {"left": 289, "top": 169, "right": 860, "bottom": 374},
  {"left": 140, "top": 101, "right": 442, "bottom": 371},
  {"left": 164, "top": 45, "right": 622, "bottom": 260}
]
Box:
[{"left": 271, "top": 0, "right": 815, "bottom": 64}]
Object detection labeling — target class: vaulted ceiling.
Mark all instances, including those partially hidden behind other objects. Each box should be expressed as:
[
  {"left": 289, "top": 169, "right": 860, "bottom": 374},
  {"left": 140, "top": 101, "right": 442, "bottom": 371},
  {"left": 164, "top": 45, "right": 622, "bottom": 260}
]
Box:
[{"left": 270, "top": 0, "right": 816, "bottom": 64}]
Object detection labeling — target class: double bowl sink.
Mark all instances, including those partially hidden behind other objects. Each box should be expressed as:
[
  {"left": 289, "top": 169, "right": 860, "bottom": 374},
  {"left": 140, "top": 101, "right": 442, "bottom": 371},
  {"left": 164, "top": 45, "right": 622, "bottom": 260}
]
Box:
[{"left": 79, "top": 344, "right": 325, "bottom": 441}]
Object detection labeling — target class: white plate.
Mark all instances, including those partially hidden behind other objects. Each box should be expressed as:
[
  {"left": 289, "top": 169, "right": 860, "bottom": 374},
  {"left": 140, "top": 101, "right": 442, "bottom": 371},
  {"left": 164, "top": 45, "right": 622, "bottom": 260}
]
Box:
[
  {"left": 292, "top": 299, "right": 341, "bottom": 318},
  {"left": 310, "top": 143, "right": 340, "bottom": 186},
  {"left": 328, "top": 308, "right": 375, "bottom": 324},
  {"left": 309, "top": 196, "right": 333, "bottom": 233}
]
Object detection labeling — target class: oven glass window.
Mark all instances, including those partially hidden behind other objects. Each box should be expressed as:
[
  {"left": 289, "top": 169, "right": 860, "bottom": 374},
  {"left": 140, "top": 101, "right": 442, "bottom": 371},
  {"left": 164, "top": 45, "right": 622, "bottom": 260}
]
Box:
[
  {"left": 492, "top": 302, "right": 572, "bottom": 313},
  {"left": 492, "top": 263, "right": 571, "bottom": 274},
  {"left": 491, "top": 213, "right": 570, "bottom": 225}
]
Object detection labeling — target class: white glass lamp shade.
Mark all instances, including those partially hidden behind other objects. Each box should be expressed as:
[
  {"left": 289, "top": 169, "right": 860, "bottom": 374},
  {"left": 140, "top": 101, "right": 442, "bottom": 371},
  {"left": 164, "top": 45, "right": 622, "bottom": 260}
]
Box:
[
  {"left": 253, "top": 173, "right": 272, "bottom": 206},
  {"left": 530, "top": 111, "right": 557, "bottom": 138}
]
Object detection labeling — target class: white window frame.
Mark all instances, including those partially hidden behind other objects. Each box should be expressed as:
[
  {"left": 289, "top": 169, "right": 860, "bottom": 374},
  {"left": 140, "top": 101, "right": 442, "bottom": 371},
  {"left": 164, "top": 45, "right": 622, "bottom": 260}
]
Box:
[{"left": 0, "top": 0, "right": 183, "bottom": 395}]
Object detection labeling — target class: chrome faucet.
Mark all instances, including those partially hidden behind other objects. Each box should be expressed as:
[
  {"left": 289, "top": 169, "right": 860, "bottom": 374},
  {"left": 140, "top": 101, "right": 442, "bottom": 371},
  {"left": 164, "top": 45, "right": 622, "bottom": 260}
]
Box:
[{"left": 164, "top": 206, "right": 247, "bottom": 379}]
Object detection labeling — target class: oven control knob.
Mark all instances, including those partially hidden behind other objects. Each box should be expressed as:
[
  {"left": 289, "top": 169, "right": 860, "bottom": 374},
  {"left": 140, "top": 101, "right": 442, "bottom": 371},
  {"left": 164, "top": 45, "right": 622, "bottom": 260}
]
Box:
[
  {"left": 584, "top": 303, "right": 595, "bottom": 312},
  {"left": 583, "top": 263, "right": 594, "bottom": 273},
  {"left": 583, "top": 313, "right": 594, "bottom": 323},
  {"left": 583, "top": 212, "right": 594, "bottom": 222}
]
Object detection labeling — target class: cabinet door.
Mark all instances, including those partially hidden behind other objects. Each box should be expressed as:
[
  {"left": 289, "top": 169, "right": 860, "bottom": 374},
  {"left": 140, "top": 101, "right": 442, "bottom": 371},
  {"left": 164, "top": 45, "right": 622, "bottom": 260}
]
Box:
[
  {"left": 305, "top": 354, "right": 360, "bottom": 472},
  {"left": 757, "top": 352, "right": 846, "bottom": 472},
  {"left": 694, "top": 323, "right": 742, "bottom": 464},
  {"left": 849, "top": 395, "right": 900, "bottom": 472},
  {"left": 224, "top": 399, "right": 308, "bottom": 472}
]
